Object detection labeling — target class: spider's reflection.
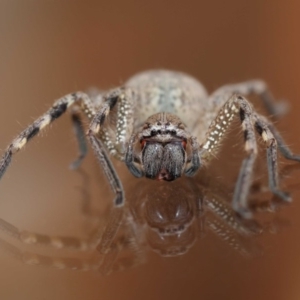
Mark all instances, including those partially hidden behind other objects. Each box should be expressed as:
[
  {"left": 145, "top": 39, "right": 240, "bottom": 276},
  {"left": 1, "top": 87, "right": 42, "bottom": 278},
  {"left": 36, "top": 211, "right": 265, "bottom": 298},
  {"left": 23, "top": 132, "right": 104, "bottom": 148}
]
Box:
[{"left": 0, "top": 170, "right": 290, "bottom": 274}]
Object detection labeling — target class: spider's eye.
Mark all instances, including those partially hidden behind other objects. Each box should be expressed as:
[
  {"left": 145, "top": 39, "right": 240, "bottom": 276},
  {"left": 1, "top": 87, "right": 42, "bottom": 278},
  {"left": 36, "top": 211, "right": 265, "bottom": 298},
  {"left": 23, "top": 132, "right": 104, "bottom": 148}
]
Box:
[{"left": 151, "top": 130, "right": 157, "bottom": 136}]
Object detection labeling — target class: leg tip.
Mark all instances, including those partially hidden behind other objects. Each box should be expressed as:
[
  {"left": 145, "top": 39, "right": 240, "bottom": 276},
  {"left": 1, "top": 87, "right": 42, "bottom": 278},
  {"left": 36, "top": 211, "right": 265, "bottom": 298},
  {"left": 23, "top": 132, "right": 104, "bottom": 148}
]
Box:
[
  {"left": 234, "top": 206, "right": 253, "bottom": 219},
  {"left": 273, "top": 190, "right": 292, "bottom": 202},
  {"left": 69, "top": 156, "right": 85, "bottom": 170},
  {"left": 270, "top": 191, "right": 292, "bottom": 210}
]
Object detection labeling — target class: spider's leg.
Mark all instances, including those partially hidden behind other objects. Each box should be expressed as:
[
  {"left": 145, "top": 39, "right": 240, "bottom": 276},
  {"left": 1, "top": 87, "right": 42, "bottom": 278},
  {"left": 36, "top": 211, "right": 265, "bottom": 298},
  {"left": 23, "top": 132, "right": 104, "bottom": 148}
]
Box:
[
  {"left": 200, "top": 95, "right": 259, "bottom": 218},
  {"left": 258, "top": 115, "right": 300, "bottom": 162},
  {"left": 87, "top": 134, "right": 125, "bottom": 253},
  {"left": 201, "top": 94, "right": 299, "bottom": 217},
  {"left": 95, "top": 87, "right": 134, "bottom": 160},
  {"left": 204, "top": 191, "right": 262, "bottom": 235},
  {"left": 211, "top": 81, "right": 288, "bottom": 117},
  {"left": 206, "top": 215, "right": 260, "bottom": 257},
  {"left": 0, "top": 231, "right": 142, "bottom": 273},
  {"left": 69, "top": 107, "right": 89, "bottom": 170},
  {"left": 88, "top": 97, "right": 124, "bottom": 206},
  {"left": 87, "top": 87, "right": 134, "bottom": 253},
  {"left": 185, "top": 136, "right": 201, "bottom": 176},
  {"left": 0, "top": 213, "right": 142, "bottom": 273},
  {"left": 0, "top": 217, "right": 94, "bottom": 250},
  {"left": 231, "top": 118, "right": 257, "bottom": 219},
  {"left": 98, "top": 214, "right": 145, "bottom": 275},
  {"left": 253, "top": 115, "right": 298, "bottom": 204},
  {"left": 0, "top": 236, "right": 102, "bottom": 271},
  {"left": 0, "top": 92, "right": 93, "bottom": 180},
  {"left": 70, "top": 91, "right": 121, "bottom": 169},
  {"left": 125, "top": 133, "right": 144, "bottom": 177}
]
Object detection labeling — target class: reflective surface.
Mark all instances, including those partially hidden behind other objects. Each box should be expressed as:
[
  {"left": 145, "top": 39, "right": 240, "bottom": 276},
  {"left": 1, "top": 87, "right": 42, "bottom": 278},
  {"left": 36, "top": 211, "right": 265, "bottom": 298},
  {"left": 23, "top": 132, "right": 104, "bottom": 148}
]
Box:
[
  {"left": 0, "top": 157, "right": 300, "bottom": 300},
  {"left": 1, "top": 1, "right": 300, "bottom": 300},
  {"left": 0, "top": 174, "right": 267, "bottom": 272}
]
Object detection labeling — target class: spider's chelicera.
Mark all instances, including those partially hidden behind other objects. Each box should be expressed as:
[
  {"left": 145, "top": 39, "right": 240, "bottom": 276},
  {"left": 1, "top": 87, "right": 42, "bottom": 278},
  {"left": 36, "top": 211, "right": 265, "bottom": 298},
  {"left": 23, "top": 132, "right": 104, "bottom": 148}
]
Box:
[
  {"left": 128, "top": 113, "right": 195, "bottom": 181},
  {"left": 0, "top": 70, "right": 299, "bottom": 219}
]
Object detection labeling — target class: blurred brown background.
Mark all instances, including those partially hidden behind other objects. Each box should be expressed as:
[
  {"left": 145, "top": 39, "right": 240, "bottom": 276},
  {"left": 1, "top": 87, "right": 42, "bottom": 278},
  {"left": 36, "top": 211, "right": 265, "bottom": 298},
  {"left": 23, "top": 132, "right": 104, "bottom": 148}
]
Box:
[{"left": 1, "top": 1, "right": 300, "bottom": 300}]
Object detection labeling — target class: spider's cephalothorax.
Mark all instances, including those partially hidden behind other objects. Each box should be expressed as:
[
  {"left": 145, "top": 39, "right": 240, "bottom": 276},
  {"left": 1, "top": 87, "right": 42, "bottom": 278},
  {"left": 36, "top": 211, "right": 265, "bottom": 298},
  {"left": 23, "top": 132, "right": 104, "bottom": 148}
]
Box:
[{"left": 0, "top": 70, "right": 300, "bottom": 223}]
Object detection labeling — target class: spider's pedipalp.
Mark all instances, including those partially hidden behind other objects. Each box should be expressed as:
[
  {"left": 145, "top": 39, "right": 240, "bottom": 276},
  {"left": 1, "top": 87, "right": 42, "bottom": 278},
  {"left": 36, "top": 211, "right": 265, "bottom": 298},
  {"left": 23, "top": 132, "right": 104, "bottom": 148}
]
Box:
[
  {"left": 125, "top": 134, "right": 144, "bottom": 178},
  {"left": 184, "top": 136, "right": 201, "bottom": 176}
]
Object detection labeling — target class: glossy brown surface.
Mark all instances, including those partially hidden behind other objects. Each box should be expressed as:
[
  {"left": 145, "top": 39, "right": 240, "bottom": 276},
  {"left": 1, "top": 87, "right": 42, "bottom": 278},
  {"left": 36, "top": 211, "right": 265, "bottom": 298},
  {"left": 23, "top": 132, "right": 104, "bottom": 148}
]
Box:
[{"left": 1, "top": 1, "right": 300, "bottom": 300}]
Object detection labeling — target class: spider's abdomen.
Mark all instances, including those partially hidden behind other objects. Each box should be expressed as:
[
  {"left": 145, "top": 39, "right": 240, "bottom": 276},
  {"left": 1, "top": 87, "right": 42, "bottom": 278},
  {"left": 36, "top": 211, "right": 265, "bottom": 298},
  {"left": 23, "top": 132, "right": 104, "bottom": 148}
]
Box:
[{"left": 126, "top": 70, "right": 209, "bottom": 136}]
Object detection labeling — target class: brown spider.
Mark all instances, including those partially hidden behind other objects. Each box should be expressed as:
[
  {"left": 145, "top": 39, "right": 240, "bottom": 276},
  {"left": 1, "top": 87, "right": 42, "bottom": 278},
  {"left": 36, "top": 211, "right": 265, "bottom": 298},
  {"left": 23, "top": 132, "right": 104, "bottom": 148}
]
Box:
[{"left": 0, "top": 69, "right": 299, "bottom": 223}]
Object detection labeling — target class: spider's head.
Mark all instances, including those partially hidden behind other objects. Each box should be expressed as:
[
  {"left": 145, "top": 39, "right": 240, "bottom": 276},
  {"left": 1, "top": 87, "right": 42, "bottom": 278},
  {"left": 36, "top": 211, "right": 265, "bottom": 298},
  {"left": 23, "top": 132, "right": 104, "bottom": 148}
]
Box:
[{"left": 136, "top": 113, "right": 190, "bottom": 181}]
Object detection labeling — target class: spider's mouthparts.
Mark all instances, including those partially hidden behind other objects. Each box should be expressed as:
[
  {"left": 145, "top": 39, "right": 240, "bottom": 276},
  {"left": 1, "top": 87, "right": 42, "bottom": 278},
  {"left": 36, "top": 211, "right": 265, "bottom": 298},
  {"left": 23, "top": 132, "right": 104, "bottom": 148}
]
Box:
[{"left": 156, "top": 169, "right": 175, "bottom": 181}]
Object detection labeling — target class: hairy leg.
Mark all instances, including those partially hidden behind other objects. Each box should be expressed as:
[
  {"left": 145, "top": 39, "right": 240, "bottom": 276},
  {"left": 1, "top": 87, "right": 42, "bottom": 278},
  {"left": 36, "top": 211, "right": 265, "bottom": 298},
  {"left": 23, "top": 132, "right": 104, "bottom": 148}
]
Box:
[
  {"left": 200, "top": 94, "right": 299, "bottom": 217},
  {"left": 0, "top": 92, "right": 93, "bottom": 180},
  {"left": 210, "top": 80, "right": 288, "bottom": 117},
  {"left": 87, "top": 87, "right": 135, "bottom": 253}
]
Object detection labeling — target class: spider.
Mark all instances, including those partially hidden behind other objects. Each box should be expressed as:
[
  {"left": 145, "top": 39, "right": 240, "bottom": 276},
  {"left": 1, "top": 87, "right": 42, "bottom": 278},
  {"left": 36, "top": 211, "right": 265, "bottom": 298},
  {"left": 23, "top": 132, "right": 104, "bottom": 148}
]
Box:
[{"left": 0, "top": 69, "right": 299, "bottom": 220}]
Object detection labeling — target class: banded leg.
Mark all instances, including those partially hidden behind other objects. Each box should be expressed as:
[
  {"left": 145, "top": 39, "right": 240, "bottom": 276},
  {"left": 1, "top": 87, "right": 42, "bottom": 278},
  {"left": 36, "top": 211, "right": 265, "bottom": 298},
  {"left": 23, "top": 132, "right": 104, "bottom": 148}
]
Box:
[
  {"left": 0, "top": 232, "right": 143, "bottom": 273},
  {"left": 0, "top": 235, "right": 103, "bottom": 271},
  {"left": 0, "top": 217, "right": 95, "bottom": 250},
  {"left": 69, "top": 89, "right": 121, "bottom": 168},
  {"left": 204, "top": 191, "right": 262, "bottom": 235},
  {"left": 0, "top": 92, "right": 93, "bottom": 180},
  {"left": 87, "top": 88, "right": 134, "bottom": 252},
  {"left": 206, "top": 216, "right": 261, "bottom": 257},
  {"left": 258, "top": 115, "right": 300, "bottom": 162},
  {"left": 211, "top": 80, "right": 288, "bottom": 117},
  {"left": 232, "top": 98, "right": 258, "bottom": 218},
  {"left": 89, "top": 87, "right": 134, "bottom": 144},
  {"left": 200, "top": 94, "right": 299, "bottom": 217},
  {"left": 87, "top": 133, "right": 125, "bottom": 253},
  {"left": 254, "top": 115, "right": 300, "bottom": 204},
  {"left": 200, "top": 95, "right": 261, "bottom": 217},
  {"left": 88, "top": 87, "right": 134, "bottom": 206}
]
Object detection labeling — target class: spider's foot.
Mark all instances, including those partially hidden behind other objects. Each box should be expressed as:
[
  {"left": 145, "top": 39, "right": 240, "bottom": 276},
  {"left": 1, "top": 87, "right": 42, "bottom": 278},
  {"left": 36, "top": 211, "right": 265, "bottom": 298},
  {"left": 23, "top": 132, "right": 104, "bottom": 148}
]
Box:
[
  {"left": 273, "top": 190, "right": 291, "bottom": 202},
  {"left": 287, "top": 155, "right": 300, "bottom": 162},
  {"left": 69, "top": 156, "right": 84, "bottom": 170},
  {"left": 270, "top": 190, "right": 292, "bottom": 210}
]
